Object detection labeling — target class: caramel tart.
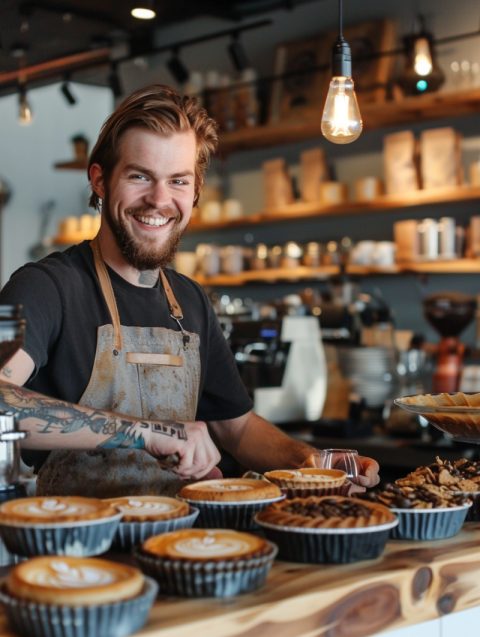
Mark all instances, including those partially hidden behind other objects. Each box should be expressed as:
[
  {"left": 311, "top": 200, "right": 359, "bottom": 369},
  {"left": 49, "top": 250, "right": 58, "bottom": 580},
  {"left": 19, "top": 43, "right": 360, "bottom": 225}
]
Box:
[
  {"left": 264, "top": 469, "right": 346, "bottom": 490},
  {"left": 257, "top": 496, "right": 395, "bottom": 529},
  {"left": 6, "top": 556, "right": 144, "bottom": 606},
  {"left": 141, "top": 529, "right": 272, "bottom": 562},
  {"left": 178, "top": 479, "right": 281, "bottom": 503},
  {"left": 0, "top": 497, "right": 118, "bottom": 526},
  {"left": 105, "top": 496, "right": 189, "bottom": 522}
]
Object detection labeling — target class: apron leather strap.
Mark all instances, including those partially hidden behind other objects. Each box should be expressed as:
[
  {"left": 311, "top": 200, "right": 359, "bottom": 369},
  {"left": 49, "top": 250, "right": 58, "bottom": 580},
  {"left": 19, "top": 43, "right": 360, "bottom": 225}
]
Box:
[
  {"left": 159, "top": 269, "right": 183, "bottom": 320},
  {"left": 91, "top": 236, "right": 123, "bottom": 351}
]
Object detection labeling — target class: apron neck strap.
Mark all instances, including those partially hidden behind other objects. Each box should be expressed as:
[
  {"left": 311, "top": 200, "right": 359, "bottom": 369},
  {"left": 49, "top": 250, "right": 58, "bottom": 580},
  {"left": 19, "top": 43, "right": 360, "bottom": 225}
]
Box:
[
  {"left": 90, "top": 236, "right": 185, "bottom": 350},
  {"left": 158, "top": 270, "right": 184, "bottom": 320},
  {"left": 91, "top": 236, "right": 123, "bottom": 351}
]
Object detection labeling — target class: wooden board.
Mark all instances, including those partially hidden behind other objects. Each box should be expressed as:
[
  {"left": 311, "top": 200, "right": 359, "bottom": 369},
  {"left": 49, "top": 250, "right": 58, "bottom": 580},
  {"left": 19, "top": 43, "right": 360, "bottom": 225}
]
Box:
[
  {"left": 193, "top": 260, "right": 480, "bottom": 286},
  {"left": 218, "top": 88, "right": 480, "bottom": 155},
  {"left": 187, "top": 185, "right": 480, "bottom": 233},
  {"left": 3, "top": 527, "right": 480, "bottom": 637}
]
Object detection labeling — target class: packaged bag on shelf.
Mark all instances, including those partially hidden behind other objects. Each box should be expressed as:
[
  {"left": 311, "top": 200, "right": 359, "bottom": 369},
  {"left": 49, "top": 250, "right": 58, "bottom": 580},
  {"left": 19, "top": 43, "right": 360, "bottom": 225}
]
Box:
[
  {"left": 263, "top": 158, "right": 294, "bottom": 209},
  {"left": 394, "top": 219, "right": 419, "bottom": 262},
  {"left": 383, "top": 130, "right": 420, "bottom": 195},
  {"left": 300, "top": 148, "right": 329, "bottom": 202},
  {"left": 420, "top": 127, "right": 463, "bottom": 189}
]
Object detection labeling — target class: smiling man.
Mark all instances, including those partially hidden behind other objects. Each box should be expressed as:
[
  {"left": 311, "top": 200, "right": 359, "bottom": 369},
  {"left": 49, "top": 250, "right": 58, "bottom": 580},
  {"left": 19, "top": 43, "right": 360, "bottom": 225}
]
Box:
[{"left": 0, "top": 85, "right": 379, "bottom": 497}]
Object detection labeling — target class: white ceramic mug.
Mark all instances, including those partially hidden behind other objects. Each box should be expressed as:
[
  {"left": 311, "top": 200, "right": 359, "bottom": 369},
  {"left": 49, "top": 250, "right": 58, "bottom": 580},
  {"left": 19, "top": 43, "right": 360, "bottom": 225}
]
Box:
[
  {"left": 222, "top": 199, "right": 243, "bottom": 221},
  {"left": 200, "top": 200, "right": 222, "bottom": 224},
  {"left": 174, "top": 252, "right": 198, "bottom": 277}
]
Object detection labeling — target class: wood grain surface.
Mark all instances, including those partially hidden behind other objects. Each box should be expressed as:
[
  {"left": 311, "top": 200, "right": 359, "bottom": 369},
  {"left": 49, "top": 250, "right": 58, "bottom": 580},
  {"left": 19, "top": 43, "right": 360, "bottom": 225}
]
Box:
[{"left": 2, "top": 525, "right": 480, "bottom": 637}]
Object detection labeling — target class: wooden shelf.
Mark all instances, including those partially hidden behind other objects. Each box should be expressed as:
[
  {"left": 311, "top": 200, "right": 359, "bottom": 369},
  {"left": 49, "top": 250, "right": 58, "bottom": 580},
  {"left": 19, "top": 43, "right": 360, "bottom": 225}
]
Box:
[
  {"left": 54, "top": 159, "right": 88, "bottom": 170},
  {"left": 188, "top": 185, "right": 480, "bottom": 233},
  {"left": 193, "top": 259, "right": 480, "bottom": 286},
  {"left": 218, "top": 87, "right": 480, "bottom": 154}
]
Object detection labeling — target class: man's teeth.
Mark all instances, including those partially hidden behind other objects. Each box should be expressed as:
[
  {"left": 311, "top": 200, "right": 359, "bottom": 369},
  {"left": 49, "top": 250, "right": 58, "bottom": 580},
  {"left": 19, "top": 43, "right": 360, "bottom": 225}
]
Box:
[{"left": 137, "top": 216, "right": 170, "bottom": 227}]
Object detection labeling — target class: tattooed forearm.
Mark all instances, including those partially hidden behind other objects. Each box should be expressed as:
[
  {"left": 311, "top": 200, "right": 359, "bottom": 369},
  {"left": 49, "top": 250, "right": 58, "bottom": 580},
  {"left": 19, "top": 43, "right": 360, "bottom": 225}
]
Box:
[{"left": 0, "top": 381, "right": 188, "bottom": 453}]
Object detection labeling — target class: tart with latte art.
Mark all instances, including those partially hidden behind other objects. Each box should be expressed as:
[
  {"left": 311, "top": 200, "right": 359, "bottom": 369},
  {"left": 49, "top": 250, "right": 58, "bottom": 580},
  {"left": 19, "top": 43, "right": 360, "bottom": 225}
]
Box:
[
  {"left": 178, "top": 478, "right": 282, "bottom": 503},
  {"left": 6, "top": 556, "right": 144, "bottom": 606},
  {"left": 0, "top": 497, "right": 118, "bottom": 526},
  {"left": 105, "top": 496, "right": 189, "bottom": 522},
  {"left": 141, "top": 529, "right": 272, "bottom": 562}
]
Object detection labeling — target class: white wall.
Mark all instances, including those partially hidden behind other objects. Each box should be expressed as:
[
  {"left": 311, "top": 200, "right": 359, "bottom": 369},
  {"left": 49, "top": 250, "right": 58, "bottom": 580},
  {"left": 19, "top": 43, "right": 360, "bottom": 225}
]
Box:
[{"left": 0, "top": 83, "right": 112, "bottom": 283}]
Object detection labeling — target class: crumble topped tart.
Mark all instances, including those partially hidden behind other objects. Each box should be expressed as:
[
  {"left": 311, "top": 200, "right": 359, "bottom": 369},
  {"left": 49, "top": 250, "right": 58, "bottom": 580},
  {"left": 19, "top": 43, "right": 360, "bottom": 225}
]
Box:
[
  {"left": 141, "top": 529, "right": 272, "bottom": 562},
  {"left": 359, "top": 483, "right": 470, "bottom": 509},
  {"left": 257, "top": 495, "right": 395, "bottom": 528},
  {"left": 264, "top": 468, "right": 346, "bottom": 490},
  {"left": 105, "top": 496, "right": 189, "bottom": 522},
  {"left": 0, "top": 497, "right": 118, "bottom": 526},
  {"left": 178, "top": 478, "right": 281, "bottom": 502},
  {"left": 6, "top": 556, "right": 144, "bottom": 606}
]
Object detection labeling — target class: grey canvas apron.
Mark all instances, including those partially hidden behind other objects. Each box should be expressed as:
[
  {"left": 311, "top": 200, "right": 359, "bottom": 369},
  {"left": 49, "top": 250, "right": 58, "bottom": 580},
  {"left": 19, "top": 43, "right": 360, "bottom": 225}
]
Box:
[{"left": 36, "top": 236, "right": 201, "bottom": 498}]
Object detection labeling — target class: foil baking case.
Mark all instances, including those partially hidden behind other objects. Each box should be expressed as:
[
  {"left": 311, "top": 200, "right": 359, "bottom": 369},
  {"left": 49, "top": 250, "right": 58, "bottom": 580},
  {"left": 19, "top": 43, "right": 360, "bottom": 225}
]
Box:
[
  {"left": 0, "top": 576, "right": 158, "bottom": 637},
  {"left": 111, "top": 507, "right": 199, "bottom": 551},
  {"left": 132, "top": 542, "right": 277, "bottom": 597},
  {"left": 177, "top": 496, "right": 284, "bottom": 530},
  {"left": 0, "top": 513, "right": 123, "bottom": 557},
  {"left": 389, "top": 503, "right": 470, "bottom": 540}
]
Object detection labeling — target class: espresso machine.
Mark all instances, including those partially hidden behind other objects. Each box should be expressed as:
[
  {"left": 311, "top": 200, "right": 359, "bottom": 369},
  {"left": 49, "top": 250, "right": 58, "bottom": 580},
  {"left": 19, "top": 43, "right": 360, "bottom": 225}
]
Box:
[
  {"left": 0, "top": 307, "right": 28, "bottom": 494},
  {"left": 423, "top": 292, "right": 476, "bottom": 393}
]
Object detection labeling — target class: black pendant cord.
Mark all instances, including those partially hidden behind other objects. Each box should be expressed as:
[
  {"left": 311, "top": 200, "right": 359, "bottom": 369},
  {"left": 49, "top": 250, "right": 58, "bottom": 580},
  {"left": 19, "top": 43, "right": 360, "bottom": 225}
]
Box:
[
  {"left": 339, "top": 0, "right": 343, "bottom": 40},
  {"left": 332, "top": 0, "right": 351, "bottom": 77}
]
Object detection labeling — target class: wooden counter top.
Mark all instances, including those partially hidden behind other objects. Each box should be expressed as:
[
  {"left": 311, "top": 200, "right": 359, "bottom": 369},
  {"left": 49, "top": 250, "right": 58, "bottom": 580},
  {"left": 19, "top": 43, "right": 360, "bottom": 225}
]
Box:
[{"left": 2, "top": 525, "right": 480, "bottom": 637}]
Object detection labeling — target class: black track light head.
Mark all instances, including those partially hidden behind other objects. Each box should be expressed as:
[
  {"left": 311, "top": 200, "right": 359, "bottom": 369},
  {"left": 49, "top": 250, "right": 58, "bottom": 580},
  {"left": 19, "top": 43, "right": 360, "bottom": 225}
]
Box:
[
  {"left": 228, "top": 36, "right": 250, "bottom": 72},
  {"left": 166, "top": 52, "right": 190, "bottom": 84},
  {"left": 60, "top": 81, "right": 77, "bottom": 106},
  {"left": 108, "top": 64, "right": 123, "bottom": 98}
]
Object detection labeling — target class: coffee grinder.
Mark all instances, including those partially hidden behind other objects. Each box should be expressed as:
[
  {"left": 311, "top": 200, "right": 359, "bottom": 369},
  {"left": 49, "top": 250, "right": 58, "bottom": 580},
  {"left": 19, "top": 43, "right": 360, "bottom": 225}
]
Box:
[{"left": 423, "top": 292, "right": 476, "bottom": 393}]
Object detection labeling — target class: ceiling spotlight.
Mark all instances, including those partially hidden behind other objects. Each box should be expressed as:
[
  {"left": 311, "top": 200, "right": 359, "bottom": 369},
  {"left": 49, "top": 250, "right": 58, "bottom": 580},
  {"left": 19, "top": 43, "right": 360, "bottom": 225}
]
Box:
[
  {"left": 399, "top": 15, "right": 445, "bottom": 95},
  {"left": 18, "top": 86, "right": 34, "bottom": 126},
  {"left": 228, "top": 34, "right": 250, "bottom": 72},
  {"left": 108, "top": 64, "right": 123, "bottom": 98},
  {"left": 60, "top": 79, "right": 77, "bottom": 106},
  {"left": 166, "top": 51, "right": 190, "bottom": 84},
  {"left": 131, "top": 0, "right": 156, "bottom": 20}
]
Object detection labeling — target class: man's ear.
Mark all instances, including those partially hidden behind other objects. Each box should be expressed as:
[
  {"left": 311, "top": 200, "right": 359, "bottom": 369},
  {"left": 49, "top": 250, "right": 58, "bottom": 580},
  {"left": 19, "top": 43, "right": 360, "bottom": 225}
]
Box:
[{"left": 89, "top": 163, "right": 106, "bottom": 200}]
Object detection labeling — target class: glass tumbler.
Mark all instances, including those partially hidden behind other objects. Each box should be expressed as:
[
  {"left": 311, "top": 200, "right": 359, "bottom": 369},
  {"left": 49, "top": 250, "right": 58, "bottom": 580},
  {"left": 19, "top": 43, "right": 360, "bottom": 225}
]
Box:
[{"left": 321, "top": 449, "right": 362, "bottom": 485}]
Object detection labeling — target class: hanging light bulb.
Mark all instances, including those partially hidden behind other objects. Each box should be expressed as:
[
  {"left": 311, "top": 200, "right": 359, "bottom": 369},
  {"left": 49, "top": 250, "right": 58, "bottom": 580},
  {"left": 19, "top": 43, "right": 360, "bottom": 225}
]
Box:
[
  {"left": 399, "top": 16, "right": 444, "bottom": 95},
  {"left": 321, "top": 0, "right": 362, "bottom": 144},
  {"left": 18, "top": 85, "right": 33, "bottom": 126},
  {"left": 413, "top": 37, "right": 433, "bottom": 76}
]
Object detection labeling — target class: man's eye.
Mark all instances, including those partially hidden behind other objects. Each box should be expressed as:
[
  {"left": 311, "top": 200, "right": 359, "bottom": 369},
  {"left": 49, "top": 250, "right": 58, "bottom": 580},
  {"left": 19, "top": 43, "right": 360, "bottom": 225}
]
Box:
[
  {"left": 171, "top": 179, "right": 187, "bottom": 185},
  {"left": 130, "top": 174, "right": 148, "bottom": 180}
]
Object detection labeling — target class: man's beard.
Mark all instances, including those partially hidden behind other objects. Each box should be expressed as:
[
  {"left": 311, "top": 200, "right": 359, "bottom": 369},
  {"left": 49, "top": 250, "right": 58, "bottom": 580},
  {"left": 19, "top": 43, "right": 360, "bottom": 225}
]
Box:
[{"left": 102, "top": 197, "right": 186, "bottom": 271}]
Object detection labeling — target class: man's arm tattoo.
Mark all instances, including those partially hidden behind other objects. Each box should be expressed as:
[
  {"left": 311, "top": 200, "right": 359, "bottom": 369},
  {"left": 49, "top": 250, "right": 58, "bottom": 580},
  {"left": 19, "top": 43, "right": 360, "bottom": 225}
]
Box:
[
  {"left": 138, "top": 270, "right": 159, "bottom": 287},
  {"left": 150, "top": 421, "right": 187, "bottom": 441},
  {"left": 0, "top": 383, "right": 145, "bottom": 449}
]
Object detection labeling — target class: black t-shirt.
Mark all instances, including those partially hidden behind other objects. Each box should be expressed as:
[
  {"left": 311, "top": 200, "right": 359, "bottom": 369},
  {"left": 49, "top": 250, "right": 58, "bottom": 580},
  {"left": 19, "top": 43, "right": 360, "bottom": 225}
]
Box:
[{"left": 0, "top": 240, "right": 252, "bottom": 422}]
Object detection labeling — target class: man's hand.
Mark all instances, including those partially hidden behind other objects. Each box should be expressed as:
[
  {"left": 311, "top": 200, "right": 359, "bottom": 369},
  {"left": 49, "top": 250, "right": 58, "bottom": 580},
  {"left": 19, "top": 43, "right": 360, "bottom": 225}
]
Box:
[{"left": 140, "top": 420, "right": 221, "bottom": 480}]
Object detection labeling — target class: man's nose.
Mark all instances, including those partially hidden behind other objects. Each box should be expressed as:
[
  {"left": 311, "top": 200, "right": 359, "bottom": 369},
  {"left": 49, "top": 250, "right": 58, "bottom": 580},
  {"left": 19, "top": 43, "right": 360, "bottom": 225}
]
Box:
[{"left": 145, "top": 182, "right": 171, "bottom": 208}]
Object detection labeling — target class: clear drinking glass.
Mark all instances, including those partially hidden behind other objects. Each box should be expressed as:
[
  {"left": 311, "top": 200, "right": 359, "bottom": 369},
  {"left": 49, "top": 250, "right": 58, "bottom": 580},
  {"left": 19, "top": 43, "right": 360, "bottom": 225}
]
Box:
[{"left": 321, "top": 449, "right": 362, "bottom": 484}]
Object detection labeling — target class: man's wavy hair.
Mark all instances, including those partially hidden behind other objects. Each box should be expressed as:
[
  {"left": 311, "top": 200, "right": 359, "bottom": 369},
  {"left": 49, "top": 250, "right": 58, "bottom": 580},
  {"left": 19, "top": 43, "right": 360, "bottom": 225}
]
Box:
[{"left": 88, "top": 84, "right": 218, "bottom": 209}]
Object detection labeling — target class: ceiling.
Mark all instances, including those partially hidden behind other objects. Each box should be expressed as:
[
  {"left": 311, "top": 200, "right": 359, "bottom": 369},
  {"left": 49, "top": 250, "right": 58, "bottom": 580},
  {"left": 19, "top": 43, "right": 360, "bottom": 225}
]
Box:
[{"left": 0, "top": 0, "right": 316, "bottom": 75}]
